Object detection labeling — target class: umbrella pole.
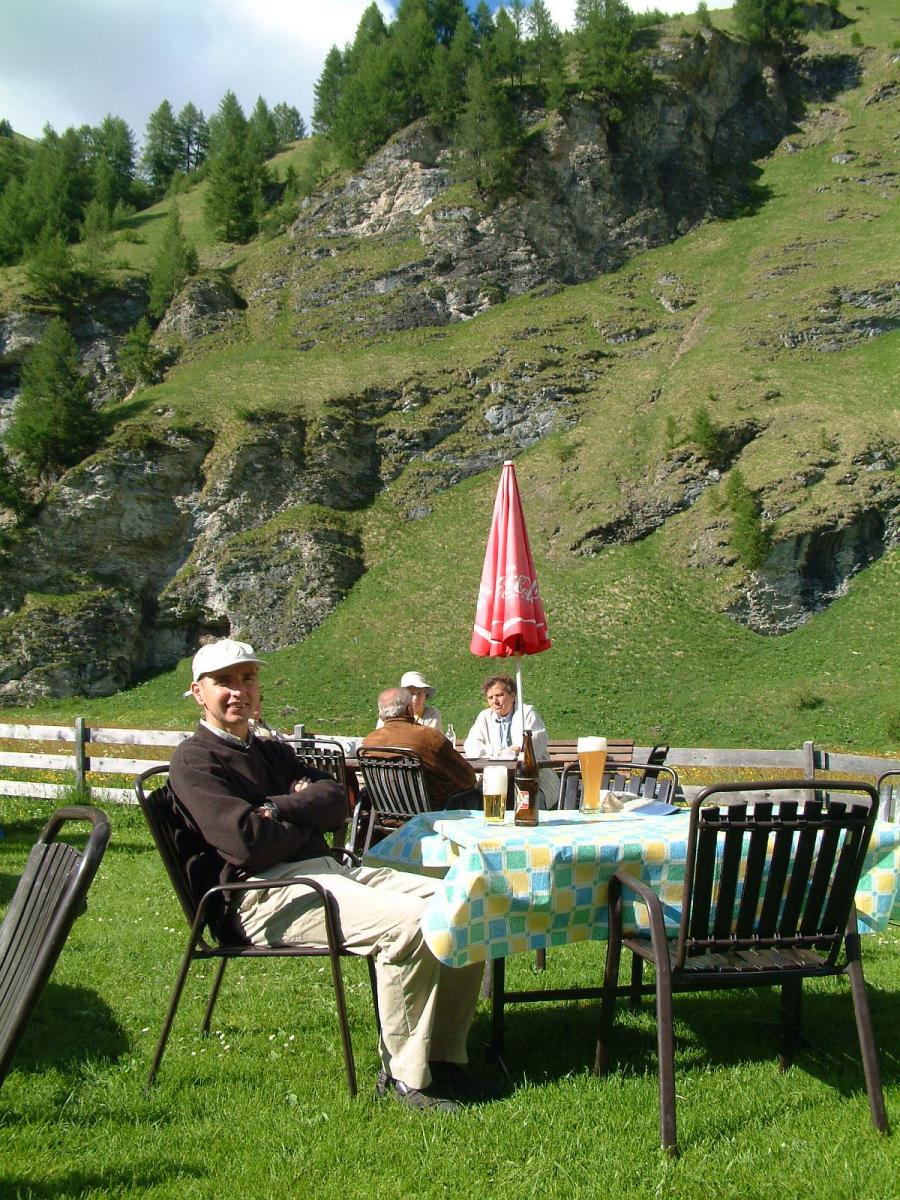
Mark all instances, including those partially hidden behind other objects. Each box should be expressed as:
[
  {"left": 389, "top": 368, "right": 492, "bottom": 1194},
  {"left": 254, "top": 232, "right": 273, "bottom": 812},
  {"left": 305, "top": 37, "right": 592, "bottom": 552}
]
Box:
[{"left": 515, "top": 654, "right": 524, "bottom": 732}]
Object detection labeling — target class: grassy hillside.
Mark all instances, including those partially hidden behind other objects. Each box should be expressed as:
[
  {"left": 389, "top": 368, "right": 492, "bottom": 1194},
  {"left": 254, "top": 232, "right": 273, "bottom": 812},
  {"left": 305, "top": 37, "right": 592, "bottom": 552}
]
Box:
[{"left": 1, "top": 5, "right": 897, "bottom": 752}]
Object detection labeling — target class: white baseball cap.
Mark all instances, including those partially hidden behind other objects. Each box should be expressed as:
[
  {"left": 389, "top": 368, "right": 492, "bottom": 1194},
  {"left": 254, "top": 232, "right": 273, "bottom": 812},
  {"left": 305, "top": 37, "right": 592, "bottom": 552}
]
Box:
[
  {"left": 400, "top": 670, "right": 435, "bottom": 696},
  {"left": 191, "top": 638, "right": 263, "bottom": 682}
]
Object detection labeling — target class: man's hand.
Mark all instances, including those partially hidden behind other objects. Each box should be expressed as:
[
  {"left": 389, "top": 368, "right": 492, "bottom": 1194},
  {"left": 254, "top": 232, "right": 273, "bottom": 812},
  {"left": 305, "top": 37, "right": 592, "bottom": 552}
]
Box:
[{"left": 292, "top": 779, "right": 310, "bottom": 793}]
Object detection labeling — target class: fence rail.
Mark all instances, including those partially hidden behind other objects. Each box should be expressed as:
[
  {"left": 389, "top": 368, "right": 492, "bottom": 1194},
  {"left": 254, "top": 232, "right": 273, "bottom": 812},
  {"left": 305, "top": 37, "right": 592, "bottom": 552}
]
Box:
[{"left": 0, "top": 721, "right": 897, "bottom": 815}]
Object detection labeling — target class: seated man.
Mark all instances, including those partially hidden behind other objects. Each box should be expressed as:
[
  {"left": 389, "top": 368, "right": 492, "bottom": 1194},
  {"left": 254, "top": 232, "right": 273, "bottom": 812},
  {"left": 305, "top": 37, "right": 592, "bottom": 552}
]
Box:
[
  {"left": 463, "top": 673, "right": 559, "bottom": 808},
  {"left": 169, "top": 638, "right": 488, "bottom": 1111},
  {"left": 363, "top": 687, "right": 480, "bottom": 810}
]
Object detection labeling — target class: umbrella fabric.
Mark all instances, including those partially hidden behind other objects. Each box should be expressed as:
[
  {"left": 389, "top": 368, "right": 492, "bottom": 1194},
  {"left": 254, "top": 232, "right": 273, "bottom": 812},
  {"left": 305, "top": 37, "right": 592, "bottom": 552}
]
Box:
[{"left": 470, "top": 460, "right": 551, "bottom": 657}]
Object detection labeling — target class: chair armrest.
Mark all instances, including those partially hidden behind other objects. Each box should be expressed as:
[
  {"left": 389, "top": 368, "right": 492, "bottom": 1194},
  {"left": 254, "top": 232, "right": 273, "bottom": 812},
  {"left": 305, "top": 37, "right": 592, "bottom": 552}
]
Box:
[
  {"left": 330, "top": 846, "right": 361, "bottom": 868},
  {"left": 611, "top": 869, "right": 665, "bottom": 912}
]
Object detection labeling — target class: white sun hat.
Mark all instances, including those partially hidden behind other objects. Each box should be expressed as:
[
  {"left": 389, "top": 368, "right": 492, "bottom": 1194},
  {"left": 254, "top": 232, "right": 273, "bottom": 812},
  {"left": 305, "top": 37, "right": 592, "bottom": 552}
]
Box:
[{"left": 400, "top": 670, "right": 435, "bottom": 696}]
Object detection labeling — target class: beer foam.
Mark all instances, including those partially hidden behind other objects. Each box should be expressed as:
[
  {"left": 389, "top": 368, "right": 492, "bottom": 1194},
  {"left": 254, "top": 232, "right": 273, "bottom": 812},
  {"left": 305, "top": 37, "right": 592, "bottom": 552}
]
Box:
[
  {"left": 482, "top": 764, "right": 510, "bottom": 794},
  {"left": 577, "top": 736, "right": 607, "bottom": 751}
]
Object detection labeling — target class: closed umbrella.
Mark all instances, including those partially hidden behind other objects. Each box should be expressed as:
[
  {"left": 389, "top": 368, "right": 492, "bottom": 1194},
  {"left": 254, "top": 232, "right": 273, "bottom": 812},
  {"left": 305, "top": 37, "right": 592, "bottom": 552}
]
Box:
[{"left": 470, "top": 459, "right": 550, "bottom": 710}]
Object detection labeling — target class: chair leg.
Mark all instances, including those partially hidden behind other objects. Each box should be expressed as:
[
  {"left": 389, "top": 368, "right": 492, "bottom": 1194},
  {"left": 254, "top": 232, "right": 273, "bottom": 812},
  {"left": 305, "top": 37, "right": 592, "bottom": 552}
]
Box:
[
  {"left": 146, "top": 942, "right": 199, "bottom": 1091},
  {"left": 534, "top": 948, "right": 546, "bottom": 972},
  {"left": 629, "top": 953, "right": 643, "bottom": 1008},
  {"left": 326, "top": 948, "right": 357, "bottom": 1097},
  {"left": 845, "top": 923, "right": 889, "bottom": 1133},
  {"left": 779, "top": 977, "right": 801, "bottom": 1071},
  {"left": 490, "top": 957, "right": 506, "bottom": 1058},
  {"left": 655, "top": 965, "right": 677, "bottom": 1156},
  {"left": 366, "top": 955, "right": 381, "bottom": 1036},
  {"left": 595, "top": 895, "right": 623, "bottom": 1076},
  {"left": 201, "top": 959, "right": 228, "bottom": 1035}
]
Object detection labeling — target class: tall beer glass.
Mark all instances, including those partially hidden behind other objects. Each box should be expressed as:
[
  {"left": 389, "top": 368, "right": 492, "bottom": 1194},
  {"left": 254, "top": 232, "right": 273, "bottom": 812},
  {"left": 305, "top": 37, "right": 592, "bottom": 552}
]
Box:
[
  {"left": 577, "top": 736, "right": 608, "bottom": 812},
  {"left": 482, "top": 764, "right": 508, "bottom": 824}
]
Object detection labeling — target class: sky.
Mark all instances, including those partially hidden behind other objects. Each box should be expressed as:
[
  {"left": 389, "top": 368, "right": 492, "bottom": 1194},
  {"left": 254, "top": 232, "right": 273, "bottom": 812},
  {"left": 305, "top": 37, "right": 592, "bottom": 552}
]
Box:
[{"left": 0, "top": 1, "right": 712, "bottom": 148}]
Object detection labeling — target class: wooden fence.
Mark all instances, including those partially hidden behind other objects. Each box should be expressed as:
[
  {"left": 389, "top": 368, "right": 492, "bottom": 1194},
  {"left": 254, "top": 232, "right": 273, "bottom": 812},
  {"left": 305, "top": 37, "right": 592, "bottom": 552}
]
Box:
[{"left": 0, "top": 720, "right": 898, "bottom": 817}]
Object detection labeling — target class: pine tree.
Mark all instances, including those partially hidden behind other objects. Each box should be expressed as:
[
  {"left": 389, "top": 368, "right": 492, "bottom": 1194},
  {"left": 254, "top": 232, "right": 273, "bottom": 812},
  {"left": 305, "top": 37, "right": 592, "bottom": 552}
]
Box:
[
  {"left": 734, "top": 0, "right": 803, "bottom": 43},
  {"left": 203, "top": 92, "right": 261, "bottom": 242},
  {"left": 148, "top": 203, "right": 198, "bottom": 317},
  {"left": 25, "top": 226, "right": 83, "bottom": 306},
  {"left": 142, "top": 100, "right": 182, "bottom": 193},
  {"left": 428, "top": 0, "right": 467, "bottom": 44},
  {"left": 90, "top": 115, "right": 136, "bottom": 214},
  {"left": 247, "top": 96, "right": 279, "bottom": 161},
  {"left": 454, "top": 61, "right": 523, "bottom": 200},
  {"left": 5, "top": 318, "right": 98, "bottom": 483},
  {"left": 117, "top": 317, "right": 163, "bottom": 387},
  {"left": 313, "top": 46, "right": 346, "bottom": 136},
  {"left": 528, "top": 0, "right": 566, "bottom": 106},
  {"left": 575, "top": 0, "right": 650, "bottom": 103},
  {"left": 176, "top": 103, "right": 209, "bottom": 172},
  {"left": 78, "top": 198, "right": 113, "bottom": 281},
  {"left": 272, "top": 102, "right": 305, "bottom": 145},
  {"left": 726, "top": 468, "right": 772, "bottom": 569}
]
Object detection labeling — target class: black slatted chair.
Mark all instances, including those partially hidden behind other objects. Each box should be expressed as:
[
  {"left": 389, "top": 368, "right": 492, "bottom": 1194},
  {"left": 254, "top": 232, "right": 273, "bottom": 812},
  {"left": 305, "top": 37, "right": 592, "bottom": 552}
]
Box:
[
  {"left": 0, "top": 806, "right": 110, "bottom": 1085},
  {"left": 355, "top": 748, "right": 432, "bottom": 854},
  {"left": 596, "top": 779, "right": 889, "bottom": 1154},
  {"left": 558, "top": 762, "right": 680, "bottom": 810},
  {"left": 289, "top": 737, "right": 354, "bottom": 844},
  {"left": 134, "top": 766, "right": 377, "bottom": 1096}
]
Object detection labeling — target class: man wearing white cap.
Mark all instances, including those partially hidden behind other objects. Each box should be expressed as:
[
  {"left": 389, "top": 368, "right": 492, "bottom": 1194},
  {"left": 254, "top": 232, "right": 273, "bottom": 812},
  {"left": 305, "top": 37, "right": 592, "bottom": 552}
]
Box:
[{"left": 169, "top": 638, "right": 489, "bottom": 1111}]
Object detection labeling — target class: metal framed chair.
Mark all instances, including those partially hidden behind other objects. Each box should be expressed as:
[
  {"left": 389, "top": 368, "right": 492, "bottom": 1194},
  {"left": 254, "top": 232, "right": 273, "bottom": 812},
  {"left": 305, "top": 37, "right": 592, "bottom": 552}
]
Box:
[
  {"left": 289, "top": 737, "right": 355, "bottom": 844},
  {"left": 0, "top": 806, "right": 110, "bottom": 1086},
  {"left": 355, "top": 747, "right": 433, "bottom": 854},
  {"left": 876, "top": 768, "right": 900, "bottom": 822},
  {"left": 558, "top": 762, "right": 680, "bottom": 810},
  {"left": 134, "top": 766, "right": 377, "bottom": 1096},
  {"left": 595, "top": 779, "right": 889, "bottom": 1154}
]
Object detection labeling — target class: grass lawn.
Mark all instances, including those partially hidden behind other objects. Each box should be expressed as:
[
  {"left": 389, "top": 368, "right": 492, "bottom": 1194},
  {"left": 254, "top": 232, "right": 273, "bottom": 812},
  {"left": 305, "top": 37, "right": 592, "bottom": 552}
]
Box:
[{"left": 0, "top": 801, "right": 896, "bottom": 1199}]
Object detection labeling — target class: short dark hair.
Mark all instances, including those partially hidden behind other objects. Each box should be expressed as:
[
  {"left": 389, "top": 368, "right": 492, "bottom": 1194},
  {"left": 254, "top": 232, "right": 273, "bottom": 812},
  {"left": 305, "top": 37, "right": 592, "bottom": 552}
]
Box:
[{"left": 481, "top": 674, "right": 516, "bottom": 698}]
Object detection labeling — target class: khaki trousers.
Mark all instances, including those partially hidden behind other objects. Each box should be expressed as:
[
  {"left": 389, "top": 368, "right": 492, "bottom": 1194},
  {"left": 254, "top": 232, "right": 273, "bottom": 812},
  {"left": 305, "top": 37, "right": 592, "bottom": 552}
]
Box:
[{"left": 238, "top": 857, "right": 483, "bottom": 1090}]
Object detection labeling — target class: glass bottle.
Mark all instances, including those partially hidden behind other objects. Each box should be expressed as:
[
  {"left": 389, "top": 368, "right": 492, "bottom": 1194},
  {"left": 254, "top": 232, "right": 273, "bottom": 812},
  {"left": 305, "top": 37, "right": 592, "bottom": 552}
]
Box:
[{"left": 514, "top": 730, "right": 539, "bottom": 826}]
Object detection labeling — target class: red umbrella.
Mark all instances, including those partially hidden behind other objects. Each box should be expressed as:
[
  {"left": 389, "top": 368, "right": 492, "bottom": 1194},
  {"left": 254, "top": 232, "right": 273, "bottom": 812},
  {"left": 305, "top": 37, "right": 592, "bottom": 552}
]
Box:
[{"left": 470, "top": 460, "right": 550, "bottom": 704}]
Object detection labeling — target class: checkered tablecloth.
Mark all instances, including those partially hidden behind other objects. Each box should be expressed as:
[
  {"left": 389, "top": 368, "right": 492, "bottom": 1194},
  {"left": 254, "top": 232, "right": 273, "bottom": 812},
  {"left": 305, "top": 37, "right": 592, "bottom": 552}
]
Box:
[{"left": 363, "top": 809, "right": 900, "bottom": 969}]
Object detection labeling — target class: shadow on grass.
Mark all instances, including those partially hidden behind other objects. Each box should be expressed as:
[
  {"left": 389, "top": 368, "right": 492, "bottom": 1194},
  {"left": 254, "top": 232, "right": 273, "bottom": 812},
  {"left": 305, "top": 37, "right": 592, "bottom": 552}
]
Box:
[
  {"left": 487, "top": 980, "right": 899, "bottom": 1097},
  {"left": 1, "top": 1165, "right": 203, "bottom": 1197},
  {"left": 6, "top": 981, "right": 128, "bottom": 1076}
]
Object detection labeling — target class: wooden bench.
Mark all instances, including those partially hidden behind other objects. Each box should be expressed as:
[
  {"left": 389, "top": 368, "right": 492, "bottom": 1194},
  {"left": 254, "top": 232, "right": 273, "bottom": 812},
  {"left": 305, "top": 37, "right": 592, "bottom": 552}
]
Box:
[{"left": 544, "top": 739, "right": 635, "bottom": 768}]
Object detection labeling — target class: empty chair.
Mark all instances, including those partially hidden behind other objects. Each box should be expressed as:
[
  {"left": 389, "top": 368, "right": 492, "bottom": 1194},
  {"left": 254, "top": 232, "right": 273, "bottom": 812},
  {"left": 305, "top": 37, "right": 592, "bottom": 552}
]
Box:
[
  {"left": 0, "top": 806, "right": 110, "bottom": 1086},
  {"left": 595, "top": 779, "right": 889, "bottom": 1154},
  {"left": 355, "top": 747, "right": 433, "bottom": 854},
  {"left": 558, "top": 762, "right": 680, "bottom": 810},
  {"left": 134, "top": 766, "right": 377, "bottom": 1096},
  {"left": 289, "top": 736, "right": 355, "bottom": 843}
]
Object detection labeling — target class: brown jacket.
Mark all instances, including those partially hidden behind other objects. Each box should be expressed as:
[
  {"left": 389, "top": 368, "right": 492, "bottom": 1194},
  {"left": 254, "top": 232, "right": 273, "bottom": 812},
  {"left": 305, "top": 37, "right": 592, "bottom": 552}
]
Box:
[{"left": 362, "top": 716, "right": 477, "bottom": 806}]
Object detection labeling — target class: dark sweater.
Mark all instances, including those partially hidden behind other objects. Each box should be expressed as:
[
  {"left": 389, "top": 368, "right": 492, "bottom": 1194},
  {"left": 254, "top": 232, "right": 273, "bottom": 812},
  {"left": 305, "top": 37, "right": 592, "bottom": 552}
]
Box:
[{"left": 169, "top": 724, "right": 347, "bottom": 884}]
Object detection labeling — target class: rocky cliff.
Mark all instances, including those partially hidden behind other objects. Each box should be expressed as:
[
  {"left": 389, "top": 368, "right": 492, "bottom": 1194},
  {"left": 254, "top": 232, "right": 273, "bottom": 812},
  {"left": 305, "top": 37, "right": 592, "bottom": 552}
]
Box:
[{"left": 0, "top": 25, "right": 896, "bottom": 704}]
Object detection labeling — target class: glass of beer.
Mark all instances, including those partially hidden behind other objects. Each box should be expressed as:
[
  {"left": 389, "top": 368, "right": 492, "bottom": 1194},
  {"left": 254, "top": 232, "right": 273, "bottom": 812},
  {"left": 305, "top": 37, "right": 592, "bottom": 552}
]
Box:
[
  {"left": 482, "top": 764, "right": 508, "bottom": 825},
  {"left": 577, "top": 737, "right": 608, "bottom": 812}
]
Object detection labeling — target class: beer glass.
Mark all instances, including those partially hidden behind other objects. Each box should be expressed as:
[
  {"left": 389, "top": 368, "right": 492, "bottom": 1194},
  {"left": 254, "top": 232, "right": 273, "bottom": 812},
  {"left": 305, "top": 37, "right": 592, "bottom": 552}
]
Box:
[
  {"left": 482, "top": 764, "right": 508, "bottom": 824},
  {"left": 577, "top": 736, "right": 608, "bottom": 812}
]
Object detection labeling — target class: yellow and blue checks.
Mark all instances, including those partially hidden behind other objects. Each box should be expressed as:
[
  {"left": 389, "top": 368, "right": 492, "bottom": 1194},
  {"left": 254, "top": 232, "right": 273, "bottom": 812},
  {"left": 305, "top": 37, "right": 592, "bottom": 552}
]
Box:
[{"left": 364, "top": 809, "right": 900, "bottom": 969}]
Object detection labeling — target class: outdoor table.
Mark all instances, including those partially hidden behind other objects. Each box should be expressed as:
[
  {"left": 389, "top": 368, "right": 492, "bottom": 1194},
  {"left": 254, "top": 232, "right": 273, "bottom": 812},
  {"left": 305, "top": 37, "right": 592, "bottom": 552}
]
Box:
[{"left": 364, "top": 807, "right": 900, "bottom": 968}]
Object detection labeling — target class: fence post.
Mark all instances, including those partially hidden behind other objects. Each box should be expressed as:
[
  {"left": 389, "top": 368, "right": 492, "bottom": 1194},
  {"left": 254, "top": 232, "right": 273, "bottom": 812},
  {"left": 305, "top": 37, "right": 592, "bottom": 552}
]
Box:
[
  {"left": 293, "top": 723, "right": 305, "bottom": 741},
  {"left": 74, "top": 717, "right": 91, "bottom": 799}
]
